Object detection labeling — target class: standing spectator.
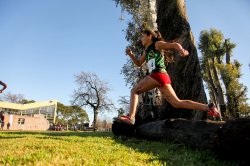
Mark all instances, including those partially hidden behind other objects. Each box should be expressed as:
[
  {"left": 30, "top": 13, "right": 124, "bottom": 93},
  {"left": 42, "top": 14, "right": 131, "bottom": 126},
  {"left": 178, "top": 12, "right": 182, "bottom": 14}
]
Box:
[
  {"left": 0, "top": 112, "right": 5, "bottom": 130},
  {"left": 0, "top": 80, "right": 7, "bottom": 93},
  {"left": 7, "top": 122, "right": 10, "bottom": 130}
]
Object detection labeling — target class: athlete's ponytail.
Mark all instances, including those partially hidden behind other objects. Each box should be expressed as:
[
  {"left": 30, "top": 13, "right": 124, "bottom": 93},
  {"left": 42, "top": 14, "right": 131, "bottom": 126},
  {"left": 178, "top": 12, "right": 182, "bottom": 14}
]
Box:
[
  {"left": 141, "top": 29, "right": 164, "bottom": 42},
  {"left": 153, "top": 30, "right": 164, "bottom": 42}
]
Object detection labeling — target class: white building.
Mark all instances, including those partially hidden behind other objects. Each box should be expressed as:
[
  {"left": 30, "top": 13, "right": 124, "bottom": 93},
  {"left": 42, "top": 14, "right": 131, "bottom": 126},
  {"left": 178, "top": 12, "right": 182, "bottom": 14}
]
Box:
[{"left": 0, "top": 100, "right": 57, "bottom": 130}]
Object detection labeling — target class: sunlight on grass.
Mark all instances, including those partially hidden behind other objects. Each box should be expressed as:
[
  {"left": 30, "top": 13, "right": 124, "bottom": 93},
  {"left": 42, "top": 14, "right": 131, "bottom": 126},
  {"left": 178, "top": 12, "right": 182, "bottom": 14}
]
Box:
[{"left": 0, "top": 131, "right": 237, "bottom": 165}]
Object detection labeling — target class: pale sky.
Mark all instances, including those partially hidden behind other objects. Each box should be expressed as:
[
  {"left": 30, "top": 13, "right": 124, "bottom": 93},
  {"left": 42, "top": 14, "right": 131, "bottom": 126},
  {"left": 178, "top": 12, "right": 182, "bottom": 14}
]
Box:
[{"left": 1, "top": 0, "right": 249, "bottom": 122}]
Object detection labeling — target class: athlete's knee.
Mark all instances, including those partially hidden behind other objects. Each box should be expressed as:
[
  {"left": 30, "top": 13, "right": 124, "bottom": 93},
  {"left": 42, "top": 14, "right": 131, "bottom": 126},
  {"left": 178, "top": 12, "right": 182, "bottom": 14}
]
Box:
[{"left": 131, "top": 86, "right": 142, "bottom": 95}]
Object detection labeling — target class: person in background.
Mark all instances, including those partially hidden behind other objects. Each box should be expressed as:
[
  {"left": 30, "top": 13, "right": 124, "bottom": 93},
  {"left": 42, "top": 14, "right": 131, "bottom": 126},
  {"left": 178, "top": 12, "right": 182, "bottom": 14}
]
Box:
[
  {"left": 7, "top": 122, "right": 10, "bottom": 130},
  {"left": 0, "top": 112, "right": 5, "bottom": 130},
  {"left": 0, "top": 80, "right": 7, "bottom": 93}
]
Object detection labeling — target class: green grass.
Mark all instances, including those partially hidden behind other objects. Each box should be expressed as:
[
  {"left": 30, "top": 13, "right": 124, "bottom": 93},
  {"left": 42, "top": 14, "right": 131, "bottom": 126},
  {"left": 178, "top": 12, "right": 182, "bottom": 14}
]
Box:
[{"left": 0, "top": 131, "right": 237, "bottom": 166}]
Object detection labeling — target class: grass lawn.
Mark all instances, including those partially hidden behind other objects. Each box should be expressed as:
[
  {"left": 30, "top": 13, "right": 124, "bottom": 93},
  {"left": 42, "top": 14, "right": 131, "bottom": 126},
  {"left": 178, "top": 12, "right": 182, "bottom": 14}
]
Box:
[{"left": 0, "top": 131, "right": 238, "bottom": 166}]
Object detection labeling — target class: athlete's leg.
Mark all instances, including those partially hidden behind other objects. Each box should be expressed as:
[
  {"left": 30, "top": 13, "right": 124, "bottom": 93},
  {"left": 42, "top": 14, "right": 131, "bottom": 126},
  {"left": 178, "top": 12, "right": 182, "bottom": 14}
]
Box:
[
  {"left": 129, "top": 76, "right": 161, "bottom": 119},
  {"left": 159, "top": 84, "right": 208, "bottom": 111}
]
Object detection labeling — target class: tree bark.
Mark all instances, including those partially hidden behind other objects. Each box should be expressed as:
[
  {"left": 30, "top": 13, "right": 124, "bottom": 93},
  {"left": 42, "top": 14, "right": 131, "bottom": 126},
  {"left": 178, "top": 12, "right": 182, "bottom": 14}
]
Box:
[
  {"left": 207, "top": 60, "right": 219, "bottom": 105},
  {"left": 136, "top": 119, "right": 223, "bottom": 149},
  {"left": 93, "top": 111, "right": 98, "bottom": 131},
  {"left": 211, "top": 57, "right": 226, "bottom": 107},
  {"left": 135, "top": 118, "right": 250, "bottom": 164},
  {"left": 156, "top": 0, "right": 207, "bottom": 120},
  {"left": 225, "top": 39, "right": 231, "bottom": 64}
]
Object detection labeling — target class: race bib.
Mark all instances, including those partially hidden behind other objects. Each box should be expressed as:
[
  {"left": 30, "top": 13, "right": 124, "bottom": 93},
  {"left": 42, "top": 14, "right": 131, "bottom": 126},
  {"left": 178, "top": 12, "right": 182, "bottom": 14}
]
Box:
[{"left": 147, "top": 58, "right": 155, "bottom": 73}]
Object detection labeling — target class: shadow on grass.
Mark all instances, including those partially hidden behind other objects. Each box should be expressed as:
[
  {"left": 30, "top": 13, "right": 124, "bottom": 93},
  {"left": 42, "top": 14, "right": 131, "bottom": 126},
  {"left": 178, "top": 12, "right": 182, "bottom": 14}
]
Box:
[
  {"left": 111, "top": 134, "right": 240, "bottom": 166},
  {"left": 0, "top": 131, "right": 240, "bottom": 165},
  {"left": 0, "top": 136, "right": 25, "bottom": 139},
  {"left": 1, "top": 131, "right": 114, "bottom": 144}
]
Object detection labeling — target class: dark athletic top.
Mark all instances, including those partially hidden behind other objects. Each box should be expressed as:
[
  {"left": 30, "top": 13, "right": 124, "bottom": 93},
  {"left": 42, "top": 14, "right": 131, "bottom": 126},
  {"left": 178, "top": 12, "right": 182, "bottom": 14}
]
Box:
[{"left": 145, "top": 42, "right": 167, "bottom": 73}]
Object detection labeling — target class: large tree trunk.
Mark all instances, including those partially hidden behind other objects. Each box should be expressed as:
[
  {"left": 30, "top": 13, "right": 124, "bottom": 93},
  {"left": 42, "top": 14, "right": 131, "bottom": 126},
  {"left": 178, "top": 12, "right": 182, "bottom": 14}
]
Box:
[{"left": 156, "top": 0, "right": 207, "bottom": 120}]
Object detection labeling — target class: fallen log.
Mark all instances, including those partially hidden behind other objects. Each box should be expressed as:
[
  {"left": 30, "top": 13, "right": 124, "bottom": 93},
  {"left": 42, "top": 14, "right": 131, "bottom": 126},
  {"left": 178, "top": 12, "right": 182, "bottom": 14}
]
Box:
[
  {"left": 112, "top": 118, "right": 250, "bottom": 164},
  {"left": 136, "top": 119, "right": 223, "bottom": 149}
]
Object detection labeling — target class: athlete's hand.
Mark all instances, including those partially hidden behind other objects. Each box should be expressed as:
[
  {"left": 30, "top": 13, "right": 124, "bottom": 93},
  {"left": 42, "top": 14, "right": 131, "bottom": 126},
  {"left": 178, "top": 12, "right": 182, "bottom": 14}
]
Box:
[
  {"left": 179, "top": 48, "right": 189, "bottom": 57},
  {"left": 126, "top": 48, "right": 134, "bottom": 56}
]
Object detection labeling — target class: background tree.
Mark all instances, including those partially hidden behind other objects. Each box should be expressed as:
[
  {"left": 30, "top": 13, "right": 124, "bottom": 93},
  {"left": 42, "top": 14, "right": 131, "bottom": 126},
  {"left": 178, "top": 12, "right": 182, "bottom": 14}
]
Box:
[
  {"left": 56, "top": 102, "right": 89, "bottom": 129},
  {"left": 20, "top": 99, "right": 36, "bottom": 104},
  {"left": 118, "top": 96, "right": 130, "bottom": 114},
  {"left": 117, "top": 108, "right": 126, "bottom": 117},
  {"left": 198, "top": 28, "right": 249, "bottom": 119},
  {"left": 115, "top": 0, "right": 156, "bottom": 87},
  {"left": 218, "top": 60, "right": 249, "bottom": 118},
  {"left": 71, "top": 71, "right": 114, "bottom": 130},
  {"left": 0, "top": 92, "right": 24, "bottom": 103},
  {"left": 198, "top": 29, "right": 226, "bottom": 113}
]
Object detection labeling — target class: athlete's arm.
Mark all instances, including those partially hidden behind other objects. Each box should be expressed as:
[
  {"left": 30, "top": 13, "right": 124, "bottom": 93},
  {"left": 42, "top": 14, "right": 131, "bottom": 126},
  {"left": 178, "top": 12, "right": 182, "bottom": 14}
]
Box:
[
  {"left": 126, "top": 48, "right": 146, "bottom": 67},
  {"left": 155, "top": 41, "right": 189, "bottom": 56}
]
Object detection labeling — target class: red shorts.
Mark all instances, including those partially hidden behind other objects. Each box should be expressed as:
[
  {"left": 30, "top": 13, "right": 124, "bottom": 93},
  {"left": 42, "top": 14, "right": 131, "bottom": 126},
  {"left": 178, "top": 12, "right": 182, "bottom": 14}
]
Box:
[{"left": 149, "top": 72, "right": 171, "bottom": 87}]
